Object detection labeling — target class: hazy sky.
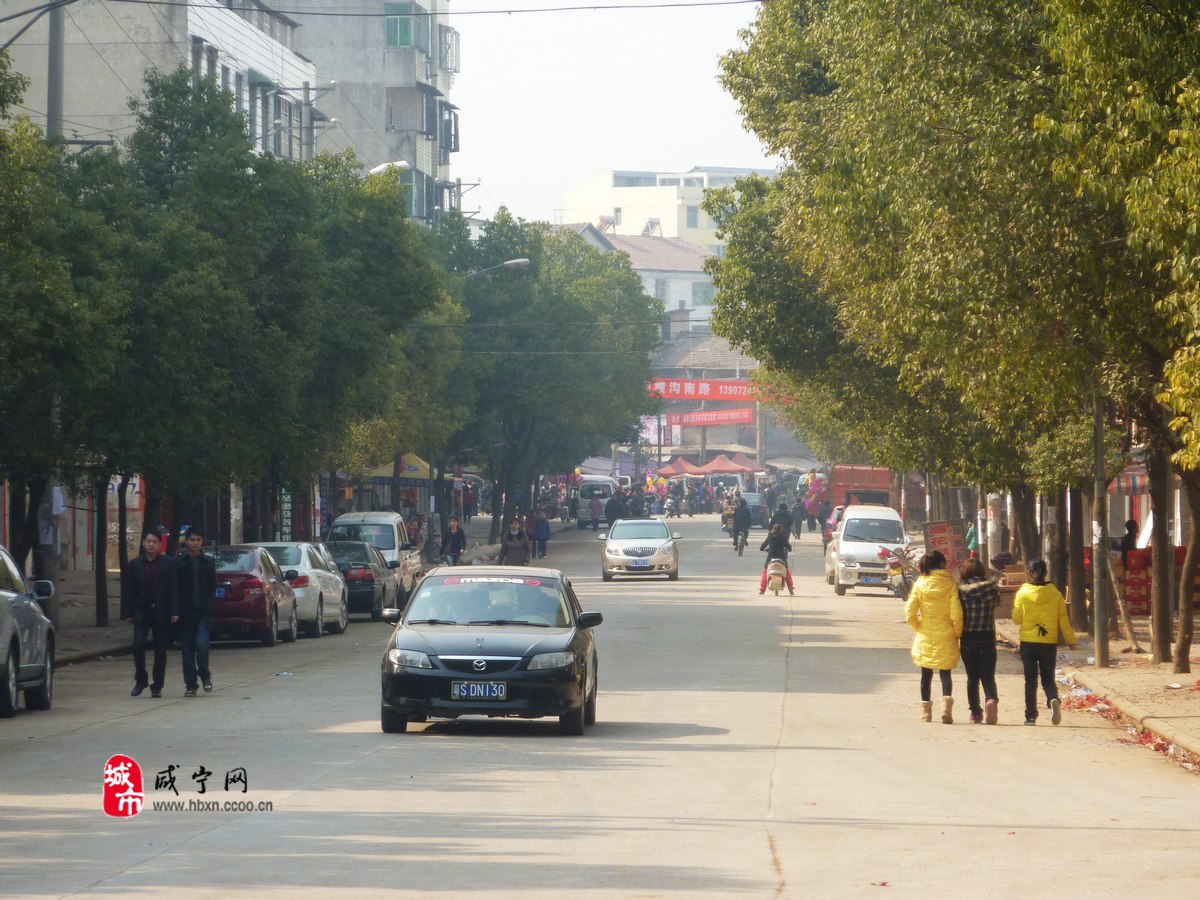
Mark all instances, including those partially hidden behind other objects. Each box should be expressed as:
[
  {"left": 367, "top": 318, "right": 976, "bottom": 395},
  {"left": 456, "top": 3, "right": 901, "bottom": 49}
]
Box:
[{"left": 448, "top": 0, "right": 775, "bottom": 223}]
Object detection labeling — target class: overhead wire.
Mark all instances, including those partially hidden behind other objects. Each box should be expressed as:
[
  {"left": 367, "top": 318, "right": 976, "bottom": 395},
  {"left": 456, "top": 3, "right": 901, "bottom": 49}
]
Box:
[{"left": 103, "top": 0, "right": 762, "bottom": 19}]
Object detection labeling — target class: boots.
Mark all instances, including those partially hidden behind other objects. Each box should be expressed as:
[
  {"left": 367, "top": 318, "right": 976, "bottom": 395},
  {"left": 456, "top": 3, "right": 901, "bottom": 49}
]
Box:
[
  {"left": 920, "top": 700, "right": 933, "bottom": 722},
  {"left": 984, "top": 698, "right": 998, "bottom": 725},
  {"left": 941, "top": 696, "right": 954, "bottom": 725}
]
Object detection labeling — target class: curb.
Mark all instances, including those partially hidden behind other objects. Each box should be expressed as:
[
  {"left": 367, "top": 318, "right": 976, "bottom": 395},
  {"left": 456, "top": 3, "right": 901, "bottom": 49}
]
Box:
[{"left": 59, "top": 643, "right": 132, "bottom": 666}]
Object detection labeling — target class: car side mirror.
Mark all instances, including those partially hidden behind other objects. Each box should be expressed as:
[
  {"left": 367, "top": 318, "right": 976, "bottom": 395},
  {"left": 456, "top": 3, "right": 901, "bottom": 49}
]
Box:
[
  {"left": 284, "top": 569, "right": 299, "bottom": 581},
  {"left": 401, "top": 542, "right": 413, "bottom": 551},
  {"left": 577, "top": 611, "right": 603, "bottom": 629},
  {"left": 672, "top": 533, "right": 682, "bottom": 540},
  {"left": 380, "top": 608, "right": 402, "bottom": 625},
  {"left": 904, "top": 534, "right": 912, "bottom": 547},
  {"left": 597, "top": 533, "right": 607, "bottom": 540},
  {"left": 32, "top": 580, "right": 54, "bottom": 602},
  {"left": 388, "top": 559, "right": 401, "bottom": 569}
]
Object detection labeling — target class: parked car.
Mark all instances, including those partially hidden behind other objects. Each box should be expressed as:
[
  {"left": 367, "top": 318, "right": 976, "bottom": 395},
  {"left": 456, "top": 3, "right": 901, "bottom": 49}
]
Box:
[
  {"left": 824, "top": 505, "right": 906, "bottom": 596},
  {"left": 326, "top": 541, "right": 402, "bottom": 621},
  {"left": 379, "top": 565, "right": 602, "bottom": 735},
  {"left": 822, "top": 505, "right": 846, "bottom": 549},
  {"left": 0, "top": 544, "right": 55, "bottom": 716},
  {"left": 740, "top": 492, "right": 771, "bottom": 528},
  {"left": 599, "top": 518, "right": 681, "bottom": 581},
  {"left": 212, "top": 546, "right": 299, "bottom": 645},
  {"left": 256, "top": 543, "right": 349, "bottom": 638},
  {"left": 327, "top": 511, "right": 424, "bottom": 604}
]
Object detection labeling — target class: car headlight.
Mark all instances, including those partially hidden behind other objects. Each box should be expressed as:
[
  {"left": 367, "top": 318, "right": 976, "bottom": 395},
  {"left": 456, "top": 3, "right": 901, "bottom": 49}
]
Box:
[
  {"left": 387, "top": 648, "right": 433, "bottom": 670},
  {"left": 840, "top": 553, "right": 858, "bottom": 566},
  {"left": 604, "top": 545, "right": 624, "bottom": 557},
  {"left": 528, "top": 651, "right": 575, "bottom": 670}
]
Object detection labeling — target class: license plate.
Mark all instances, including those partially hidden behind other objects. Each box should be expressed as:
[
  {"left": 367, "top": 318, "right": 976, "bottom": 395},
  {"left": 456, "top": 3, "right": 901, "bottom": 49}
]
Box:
[
  {"left": 861, "top": 576, "right": 882, "bottom": 585},
  {"left": 629, "top": 559, "right": 651, "bottom": 568},
  {"left": 215, "top": 588, "right": 226, "bottom": 598},
  {"left": 451, "top": 681, "right": 507, "bottom": 700}
]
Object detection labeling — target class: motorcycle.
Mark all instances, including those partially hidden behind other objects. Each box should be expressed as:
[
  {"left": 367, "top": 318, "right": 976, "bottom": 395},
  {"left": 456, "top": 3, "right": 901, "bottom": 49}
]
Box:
[
  {"left": 765, "top": 558, "right": 789, "bottom": 596},
  {"left": 877, "top": 540, "right": 919, "bottom": 600},
  {"left": 663, "top": 496, "right": 678, "bottom": 518}
]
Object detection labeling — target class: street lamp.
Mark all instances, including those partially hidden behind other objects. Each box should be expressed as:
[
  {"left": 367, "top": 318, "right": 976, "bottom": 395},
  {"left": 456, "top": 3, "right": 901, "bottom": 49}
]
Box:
[
  {"left": 464, "top": 258, "right": 530, "bottom": 279},
  {"left": 369, "top": 160, "right": 410, "bottom": 175}
]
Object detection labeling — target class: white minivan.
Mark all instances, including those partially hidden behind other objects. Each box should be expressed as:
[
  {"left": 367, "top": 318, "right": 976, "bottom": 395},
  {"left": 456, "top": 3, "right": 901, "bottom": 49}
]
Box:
[
  {"left": 575, "top": 476, "right": 619, "bottom": 530},
  {"left": 824, "top": 505, "right": 906, "bottom": 596}
]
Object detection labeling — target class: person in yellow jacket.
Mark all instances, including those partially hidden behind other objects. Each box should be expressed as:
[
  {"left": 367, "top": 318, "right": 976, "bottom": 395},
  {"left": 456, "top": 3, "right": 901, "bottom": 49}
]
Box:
[
  {"left": 1012, "top": 558, "right": 1076, "bottom": 725},
  {"left": 904, "top": 550, "right": 963, "bottom": 723}
]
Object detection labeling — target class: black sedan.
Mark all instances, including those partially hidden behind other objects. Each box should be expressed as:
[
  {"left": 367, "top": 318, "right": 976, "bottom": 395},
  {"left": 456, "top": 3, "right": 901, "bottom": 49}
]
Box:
[
  {"left": 326, "top": 541, "right": 401, "bottom": 621},
  {"left": 379, "top": 566, "right": 602, "bottom": 735}
]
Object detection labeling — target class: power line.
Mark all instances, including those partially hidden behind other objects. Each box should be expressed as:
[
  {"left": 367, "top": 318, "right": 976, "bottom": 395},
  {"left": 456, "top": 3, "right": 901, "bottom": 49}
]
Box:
[
  {"left": 64, "top": 6, "right": 140, "bottom": 100},
  {"left": 412, "top": 319, "right": 666, "bottom": 329},
  {"left": 103, "top": 0, "right": 762, "bottom": 19}
]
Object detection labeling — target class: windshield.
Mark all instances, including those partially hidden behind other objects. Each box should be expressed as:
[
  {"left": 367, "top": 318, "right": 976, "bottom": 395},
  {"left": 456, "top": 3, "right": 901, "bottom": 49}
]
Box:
[
  {"left": 742, "top": 493, "right": 763, "bottom": 505},
  {"left": 841, "top": 518, "right": 904, "bottom": 543},
  {"left": 214, "top": 550, "right": 256, "bottom": 572},
  {"left": 328, "top": 523, "right": 396, "bottom": 550},
  {"left": 609, "top": 521, "right": 670, "bottom": 540},
  {"left": 406, "top": 576, "right": 569, "bottom": 627},
  {"left": 325, "top": 543, "right": 371, "bottom": 565},
  {"left": 579, "top": 484, "right": 613, "bottom": 500},
  {"left": 262, "top": 546, "right": 302, "bottom": 566}
]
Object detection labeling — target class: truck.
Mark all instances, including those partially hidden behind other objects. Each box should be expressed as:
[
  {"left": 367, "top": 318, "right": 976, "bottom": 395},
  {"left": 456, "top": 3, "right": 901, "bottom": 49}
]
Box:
[{"left": 829, "top": 465, "right": 897, "bottom": 510}]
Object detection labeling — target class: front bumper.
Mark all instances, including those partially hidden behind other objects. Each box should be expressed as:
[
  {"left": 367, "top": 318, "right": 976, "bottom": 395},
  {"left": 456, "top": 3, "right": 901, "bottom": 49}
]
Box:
[
  {"left": 602, "top": 555, "right": 676, "bottom": 576},
  {"left": 381, "top": 666, "right": 584, "bottom": 719},
  {"left": 837, "top": 563, "right": 890, "bottom": 589}
]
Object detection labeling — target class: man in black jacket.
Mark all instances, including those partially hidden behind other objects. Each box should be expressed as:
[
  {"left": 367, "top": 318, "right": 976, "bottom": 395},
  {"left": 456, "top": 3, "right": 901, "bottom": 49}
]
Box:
[
  {"left": 732, "top": 498, "right": 752, "bottom": 551},
  {"left": 121, "top": 531, "right": 179, "bottom": 698},
  {"left": 176, "top": 526, "right": 217, "bottom": 697},
  {"left": 769, "top": 502, "right": 794, "bottom": 538}
]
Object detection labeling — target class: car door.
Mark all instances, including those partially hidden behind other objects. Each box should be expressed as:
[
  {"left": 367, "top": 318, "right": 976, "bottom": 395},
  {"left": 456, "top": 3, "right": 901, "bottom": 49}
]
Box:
[
  {"left": 0, "top": 548, "right": 42, "bottom": 676},
  {"left": 368, "top": 545, "right": 389, "bottom": 607},
  {"left": 318, "top": 544, "right": 349, "bottom": 598}
]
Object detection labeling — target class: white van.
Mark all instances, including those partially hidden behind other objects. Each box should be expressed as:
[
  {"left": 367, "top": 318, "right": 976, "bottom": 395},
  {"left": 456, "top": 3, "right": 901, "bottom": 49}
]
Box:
[
  {"left": 823, "top": 505, "right": 905, "bottom": 596},
  {"left": 576, "top": 476, "right": 619, "bottom": 530}
]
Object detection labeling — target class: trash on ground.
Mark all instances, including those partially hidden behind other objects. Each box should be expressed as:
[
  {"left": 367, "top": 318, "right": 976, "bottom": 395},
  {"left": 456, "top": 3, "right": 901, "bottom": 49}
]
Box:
[
  {"left": 274, "top": 671, "right": 294, "bottom": 676},
  {"left": 1166, "top": 683, "right": 1184, "bottom": 690}
]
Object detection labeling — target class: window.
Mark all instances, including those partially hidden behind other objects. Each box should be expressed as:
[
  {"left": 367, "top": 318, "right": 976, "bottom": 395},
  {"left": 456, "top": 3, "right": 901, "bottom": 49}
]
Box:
[
  {"left": 692, "top": 281, "right": 716, "bottom": 306},
  {"left": 654, "top": 278, "right": 669, "bottom": 301},
  {"left": 613, "top": 207, "right": 622, "bottom": 225},
  {"left": 439, "top": 25, "right": 460, "bottom": 72},
  {"left": 221, "top": 65, "right": 230, "bottom": 92},
  {"left": 191, "top": 36, "right": 204, "bottom": 76},
  {"left": 686, "top": 205, "right": 699, "bottom": 228},
  {"left": 385, "top": 3, "right": 430, "bottom": 52}
]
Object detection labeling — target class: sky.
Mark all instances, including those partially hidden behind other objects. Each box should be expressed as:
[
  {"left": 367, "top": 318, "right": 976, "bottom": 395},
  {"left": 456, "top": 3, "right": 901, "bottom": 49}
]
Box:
[{"left": 447, "top": 0, "right": 776, "bottom": 223}]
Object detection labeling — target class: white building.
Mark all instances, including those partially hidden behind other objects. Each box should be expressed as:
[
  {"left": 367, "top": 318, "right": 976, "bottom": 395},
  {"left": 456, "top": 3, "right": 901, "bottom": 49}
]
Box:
[
  {"left": 286, "top": 0, "right": 461, "bottom": 223},
  {"left": 0, "top": 0, "right": 318, "bottom": 160},
  {"left": 558, "top": 166, "right": 776, "bottom": 256}
]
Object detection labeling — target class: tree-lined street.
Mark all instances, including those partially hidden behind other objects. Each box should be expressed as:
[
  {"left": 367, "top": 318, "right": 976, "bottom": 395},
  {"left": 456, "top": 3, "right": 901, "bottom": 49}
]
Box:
[{"left": 4, "top": 519, "right": 1197, "bottom": 896}]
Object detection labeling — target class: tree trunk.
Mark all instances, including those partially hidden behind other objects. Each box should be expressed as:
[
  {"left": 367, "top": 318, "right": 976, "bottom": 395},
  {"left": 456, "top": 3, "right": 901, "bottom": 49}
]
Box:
[
  {"left": 1009, "top": 483, "right": 1040, "bottom": 564},
  {"left": 1147, "top": 438, "right": 1174, "bottom": 664},
  {"left": 1049, "top": 487, "right": 1067, "bottom": 594},
  {"left": 94, "top": 474, "right": 109, "bottom": 626},
  {"left": 117, "top": 476, "right": 130, "bottom": 576},
  {"left": 1173, "top": 477, "right": 1200, "bottom": 674},
  {"left": 1068, "top": 485, "right": 1089, "bottom": 633},
  {"left": 7, "top": 477, "right": 44, "bottom": 571},
  {"left": 1106, "top": 553, "right": 1143, "bottom": 653}
]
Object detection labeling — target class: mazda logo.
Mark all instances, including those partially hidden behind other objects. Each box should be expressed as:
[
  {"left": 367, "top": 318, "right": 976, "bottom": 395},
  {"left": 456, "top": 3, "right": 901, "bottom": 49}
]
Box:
[{"left": 473, "top": 659, "right": 487, "bottom": 671}]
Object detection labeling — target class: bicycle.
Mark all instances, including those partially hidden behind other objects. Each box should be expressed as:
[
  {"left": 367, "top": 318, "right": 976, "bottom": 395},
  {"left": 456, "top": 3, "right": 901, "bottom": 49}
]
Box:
[{"left": 736, "top": 529, "right": 747, "bottom": 556}]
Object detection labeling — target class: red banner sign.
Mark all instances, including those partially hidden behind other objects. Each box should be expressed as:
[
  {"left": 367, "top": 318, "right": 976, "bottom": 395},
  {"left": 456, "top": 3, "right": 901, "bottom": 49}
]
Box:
[
  {"left": 667, "top": 408, "right": 755, "bottom": 426},
  {"left": 648, "top": 379, "right": 754, "bottom": 400}
]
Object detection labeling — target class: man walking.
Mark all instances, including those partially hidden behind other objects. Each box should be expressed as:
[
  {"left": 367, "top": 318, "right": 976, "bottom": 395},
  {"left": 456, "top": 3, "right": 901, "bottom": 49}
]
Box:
[
  {"left": 176, "top": 526, "right": 216, "bottom": 697},
  {"left": 121, "top": 531, "right": 179, "bottom": 698}
]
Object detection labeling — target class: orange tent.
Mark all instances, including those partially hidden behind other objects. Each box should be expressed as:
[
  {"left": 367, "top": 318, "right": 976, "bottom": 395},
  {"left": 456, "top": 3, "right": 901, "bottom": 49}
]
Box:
[
  {"left": 730, "top": 452, "right": 767, "bottom": 472},
  {"left": 699, "top": 454, "right": 753, "bottom": 474}
]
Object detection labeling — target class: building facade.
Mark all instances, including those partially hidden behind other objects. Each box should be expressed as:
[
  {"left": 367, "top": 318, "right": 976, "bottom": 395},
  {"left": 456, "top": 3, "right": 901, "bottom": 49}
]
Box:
[
  {"left": 0, "top": 0, "right": 317, "bottom": 160},
  {"left": 286, "top": 0, "right": 461, "bottom": 223},
  {"left": 558, "top": 166, "right": 776, "bottom": 256}
]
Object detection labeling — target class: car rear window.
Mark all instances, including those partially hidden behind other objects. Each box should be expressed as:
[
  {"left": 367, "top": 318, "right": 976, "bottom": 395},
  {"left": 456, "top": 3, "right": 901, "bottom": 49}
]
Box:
[
  {"left": 842, "top": 518, "right": 903, "bottom": 543},
  {"left": 579, "top": 484, "right": 614, "bottom": 501},
  {"left": 214, "top": 550, "right": 256, "bottom": 572},
  {"left": 609, "top": 521, "right": 669, "bottom": 540},
  {"left": 328, "top": 523, "right": 396, "bottom": 550},
  {"left": 326, "top": 543, "right": 370, "bottom": 565},
  {"left": 263, "top": 546, "right": 302, "bottom": 566}
]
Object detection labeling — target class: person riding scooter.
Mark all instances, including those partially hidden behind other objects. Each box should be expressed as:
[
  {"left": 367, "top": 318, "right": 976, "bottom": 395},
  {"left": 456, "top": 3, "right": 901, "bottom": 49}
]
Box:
[
  {"left": 759, "top": 524, "right": 795, "bottom": 595},
  {"left": 732, "top": 497, "right": 751, "bottom": 551}
]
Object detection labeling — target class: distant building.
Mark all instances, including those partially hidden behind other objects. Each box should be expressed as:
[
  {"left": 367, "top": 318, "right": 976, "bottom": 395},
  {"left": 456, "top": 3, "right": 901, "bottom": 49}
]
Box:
[
  {"left": 287, "top": 0, "right": 461, "bottom": 223},
  {"left": 0, "top": 0, "right": 318, "bottom": 160},
  {"left": 558, "top": 166, "right": 776, "bottom": 256}
]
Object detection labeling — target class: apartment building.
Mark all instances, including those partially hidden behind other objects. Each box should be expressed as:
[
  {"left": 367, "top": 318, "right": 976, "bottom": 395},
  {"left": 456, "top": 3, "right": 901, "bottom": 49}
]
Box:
[
  {"left": 287, "top": 0, "right": 461, "bottom": 223},
  {"left": 0, "top": 0, "right": 318, "bottom": 160}
]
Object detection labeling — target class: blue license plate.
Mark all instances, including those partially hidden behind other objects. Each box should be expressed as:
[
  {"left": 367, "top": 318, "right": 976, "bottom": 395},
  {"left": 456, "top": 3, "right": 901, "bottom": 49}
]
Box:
[
  {"left": 629, "top": 559, "right": 651, "bottom": 568},
  {"left": 861, "top": 576, "right": 882, "bottom": 585},
  {"left": 451, "top": 681, "right": 506, "bottom": 700},
  {"left": 215, "top": 587, "right": 226, "bottom": 598}
]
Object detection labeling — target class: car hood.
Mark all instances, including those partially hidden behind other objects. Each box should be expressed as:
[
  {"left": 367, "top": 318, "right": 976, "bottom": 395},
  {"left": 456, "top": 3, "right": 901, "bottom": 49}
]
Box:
[
  {"left": 397, "top": 626, "right": 573, "bottom": 657},
  {"left": 605, "top": 537, "right": 672, "bottom": 549},
  {"left": 837, "top": 537, "right": 903, "bottom": 557}
]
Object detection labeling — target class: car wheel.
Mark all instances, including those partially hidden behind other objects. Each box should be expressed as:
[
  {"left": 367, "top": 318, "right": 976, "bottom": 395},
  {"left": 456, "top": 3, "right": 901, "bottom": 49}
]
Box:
[
  {"left": 584, "top": 673, "right": 597, "bottom": 727},
  {"left": 24, "top": 640, "right": 53, "bottom": 711},
  {"left": 834, "top": 579, "right": 847, "bottom": 597},
  {"left": 601, "top": 571, "right": 613, "bottom": 582},
  {"left": 371, "top": 588, "right": 383, "bottom": 622},
  {"left": 327, "top": 593, "right": 348, "bottom": 635},
  {"left": 825, "top": 569, "right": 834, "bottom": 585},
  {"left": 381, "top": 705, "right": 409, "bottom": 733},
  {"left": 281, "top": 602, "right": 299, "bottom": 643},
  {"left": 667, "top": 569, "right": 679, "bottom": 581},
  {"left": 307, "top": 597, "right": 324, "bottom": 638},
  {"left": 0, "top": 643, "right": 18, "bottom": 718},
  {"left": 558, "top": 705, "right": 585, "bottom": 736},
  {"left": 261, "top": 607, "right": 278, "bottom": 647}
]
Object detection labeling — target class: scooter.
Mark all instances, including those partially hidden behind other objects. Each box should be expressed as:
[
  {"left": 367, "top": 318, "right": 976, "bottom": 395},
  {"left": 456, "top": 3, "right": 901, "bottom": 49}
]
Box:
[
  {"left": 878, "top": 541, "right": 919, "bottom": 600},
  {"left": 765, "top": 558, "right": 789, "bottom": 596},
  {"left": 663, "top": 497, "right": 678, "bottom": 518}
]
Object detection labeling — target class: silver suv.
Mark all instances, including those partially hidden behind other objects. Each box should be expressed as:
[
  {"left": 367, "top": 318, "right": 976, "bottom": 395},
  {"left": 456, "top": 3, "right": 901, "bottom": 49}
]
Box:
[{"left": 0, "top": 544, "right": 55, "bottom": 716}]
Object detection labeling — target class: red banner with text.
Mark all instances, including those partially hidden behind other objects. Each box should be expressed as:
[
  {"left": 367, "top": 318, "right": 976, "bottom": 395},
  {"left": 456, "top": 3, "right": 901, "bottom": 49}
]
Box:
[
  {"left": 666, "top": 408, "right": 755, "bottom": 426},
  {"left": 648, "top": 379, "right": 754, "bottom": 400}
]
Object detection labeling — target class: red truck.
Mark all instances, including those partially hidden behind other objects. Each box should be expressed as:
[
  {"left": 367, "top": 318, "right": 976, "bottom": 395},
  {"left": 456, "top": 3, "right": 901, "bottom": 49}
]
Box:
[{"left": 829, "top": 465, "right": 897, "bottom": 509}]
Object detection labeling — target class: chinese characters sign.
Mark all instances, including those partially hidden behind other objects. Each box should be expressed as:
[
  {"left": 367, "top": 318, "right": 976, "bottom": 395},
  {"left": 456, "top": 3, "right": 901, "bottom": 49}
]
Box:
[
  {"left": 923, "top": 519, "right": 968, "bottom": 577},
  {"left": 647, "top": 379, "right": 755, "bottom": 400},
  {"left": 666, "top": 408, "right": 755, "bottom": 426}
]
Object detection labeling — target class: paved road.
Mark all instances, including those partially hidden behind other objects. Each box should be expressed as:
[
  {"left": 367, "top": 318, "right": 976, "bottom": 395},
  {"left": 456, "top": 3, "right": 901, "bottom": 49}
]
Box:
[{"left": 2, "top": 517, "right": 1198, "bottom": 897}]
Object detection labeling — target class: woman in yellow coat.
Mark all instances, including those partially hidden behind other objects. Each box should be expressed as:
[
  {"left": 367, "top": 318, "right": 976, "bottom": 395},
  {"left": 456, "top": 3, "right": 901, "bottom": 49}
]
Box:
[
  {"left": 905, "top": 550, "right": 964, "bottom": 723},
  {"left": 1011, "top": 558, "right": 1076, "bottom": 726}
]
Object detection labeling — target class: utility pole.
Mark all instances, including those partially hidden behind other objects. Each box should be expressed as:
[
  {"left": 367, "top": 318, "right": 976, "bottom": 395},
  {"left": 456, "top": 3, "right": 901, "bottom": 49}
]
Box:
[
  {"left": 46, "top": 2, "right": 64, "bottom": 140},
  {"left": 1092, "top": 391, "right": 1110, "bottom": 667}
]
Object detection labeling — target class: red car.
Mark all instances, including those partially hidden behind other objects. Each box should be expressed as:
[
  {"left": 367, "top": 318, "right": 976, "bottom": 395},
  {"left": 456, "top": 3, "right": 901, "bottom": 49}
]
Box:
[{"left": 212, "top": 546, "right": 299, "bottom": 646}]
